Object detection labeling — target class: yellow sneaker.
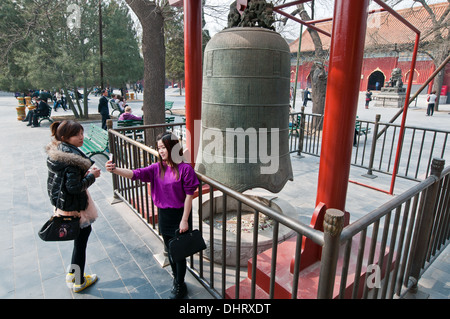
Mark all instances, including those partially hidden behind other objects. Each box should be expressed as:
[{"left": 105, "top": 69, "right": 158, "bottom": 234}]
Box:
[{"left": 73, "top": 274, "right": 98, "bottom": 293}]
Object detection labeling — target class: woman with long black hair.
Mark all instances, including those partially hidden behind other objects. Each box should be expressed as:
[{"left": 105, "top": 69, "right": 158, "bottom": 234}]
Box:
[{"left": 106, "top": 132, "right": 199, "bottom": 299}]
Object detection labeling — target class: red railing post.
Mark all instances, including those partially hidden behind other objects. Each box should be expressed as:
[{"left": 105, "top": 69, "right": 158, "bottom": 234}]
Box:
[
  {"left": 183, "top": 0, "right": 202, "bottom": 166},
  {"left": 389, "top": 33, "right": 420, "bottom": 194}
]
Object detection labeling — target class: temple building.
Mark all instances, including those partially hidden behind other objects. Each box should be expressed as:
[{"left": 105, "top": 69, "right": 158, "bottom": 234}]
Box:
[{"left": 289, "top": 2, "right": 450, "bottom": 101}]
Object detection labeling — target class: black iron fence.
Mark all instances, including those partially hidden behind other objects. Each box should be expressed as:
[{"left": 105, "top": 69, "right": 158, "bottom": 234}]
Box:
[
  {"left": 329, "top": 159, "right": 449, "bottom": 298},
  {"left": 289, "top": 108, "right": 450, "bottom": 183},
  {"left": 107, "top": 122, "right": 449, "bottom": 299}
]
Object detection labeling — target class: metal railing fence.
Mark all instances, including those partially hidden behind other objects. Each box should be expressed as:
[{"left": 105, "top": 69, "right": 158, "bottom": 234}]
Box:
[
  {"left": 107, "top": 124, "right": 324, "bottom": 299},
  {"left": 107, "top": 123, "right": 449, "bottom": 299},
  {"left": 327, "top": 159, "right": 449, "bottom": 299},
  {"left": 289, "top": 109, "right": 450, "bottom": 183}
]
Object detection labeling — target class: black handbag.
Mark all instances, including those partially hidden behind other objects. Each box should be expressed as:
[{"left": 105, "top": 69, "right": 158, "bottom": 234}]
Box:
[
  {"left": 39, "top": 168, "right": 80, "bottom": 241},
  {"left": 38, "top": 215, "right": 80, "bottom": 241},
  {"left": 168, "top": 229, "right": 206, "bottom": 262}
]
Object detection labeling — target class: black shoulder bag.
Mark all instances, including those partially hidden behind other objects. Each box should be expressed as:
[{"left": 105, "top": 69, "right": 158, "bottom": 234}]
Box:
[
  {"left": 168, "top": 229, "right": 206, "bottom": 263},
  {"left": 38, "top": 168, "right": 80, "bottom": 241}
]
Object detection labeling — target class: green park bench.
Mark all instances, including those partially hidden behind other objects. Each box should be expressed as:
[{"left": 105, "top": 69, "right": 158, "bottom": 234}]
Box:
[
  {"left": 37, "top": 104, "right": 54, "bottom": 125},
  {"left": 288, "top": 114, "right": 302, "bottom": 136},
  {"left": 165, "top": 116, "right": 175, "bottom": 123},
  {"left": 80, "top": 124, "right": 109, "bottom": 159},
  {"left": 165, "top": 101, "right": 174, "bottom": 114},
  {"left": 117, "top": 119, "right": 143, "bottom": 127},
  {"left": 117, "top": 119, "right": 144, "bottom": 142},
  {"left": 110, "top": 100, "right": 124, "bottom": 116},
  {"left": 355, "top": 117, "right": 371, "bottom": 135}
]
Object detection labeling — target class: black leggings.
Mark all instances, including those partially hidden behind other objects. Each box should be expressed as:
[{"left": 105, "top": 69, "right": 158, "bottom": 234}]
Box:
[
  {"left": 163, "top": 234, "right": 187, "bottom": 284},
  {"left": 427, "top": 103, "right": 435, "bottom": 116},
  {"left": 70, "top": 225, "right": 92, "bottom": 284}
]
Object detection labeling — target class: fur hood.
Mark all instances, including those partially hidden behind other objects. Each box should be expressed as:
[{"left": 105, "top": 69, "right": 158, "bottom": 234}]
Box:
[
  {"left": 46, "top": 140, "right": 93, "bottom": 171},
  {"left": 46, "top": 140, "right": 95, "bottom": 212}
]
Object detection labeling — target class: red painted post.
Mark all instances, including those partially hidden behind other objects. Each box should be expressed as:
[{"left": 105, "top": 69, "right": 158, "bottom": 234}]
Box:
[
  {"left": 315, "top": 0, "right": 370, "bottom": 214},
  {"left": 183, "top": 0, "right": 202, "bottom": 166},
  {"left": 389, "top": 33, "right": 420, "bottom": 194},
  {"left": 292, "top": 0, "right": 370, "bottom": 272}
]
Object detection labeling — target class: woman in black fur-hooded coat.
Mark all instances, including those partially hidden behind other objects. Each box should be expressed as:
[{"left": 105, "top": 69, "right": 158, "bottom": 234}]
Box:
[
  {"left": 46, "top": 139, "right": 95, "bottom": 212},
  {"left": 45, "top": 120, "right": 101, "bottom": 293}
]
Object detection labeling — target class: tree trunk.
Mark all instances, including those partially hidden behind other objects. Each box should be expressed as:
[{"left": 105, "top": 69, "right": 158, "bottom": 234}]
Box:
[
  {"left": 432, "top": 63, "right": 445, "bottom": 112},
  {"left": 310, "top": 62, "right": 327, "bottom": 129},
  {"left": 126, "top": 0, "right": 165, "bottom": 148},
  {"left": 64, "top": 88, "right": 79, "bottom": 118},
  {"left": 431, "top": 46, "right": 449, "bottom": 112},
  {"left": 310, "top": 62, "right": 327, "bottom": 111},
  {"left": 298, "top": 4, "right": 328, "bottom": 121},
  {"left": 399, "top": 0, "right": 449, "bottom": 112}
]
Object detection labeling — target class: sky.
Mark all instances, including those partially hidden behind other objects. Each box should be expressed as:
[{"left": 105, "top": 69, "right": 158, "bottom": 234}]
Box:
[
  {"left": 124, "top": 0, "right": 446, "bottom": 45},
  {"left": 202, "top": 0, "right": 446, "bottom": 39}
]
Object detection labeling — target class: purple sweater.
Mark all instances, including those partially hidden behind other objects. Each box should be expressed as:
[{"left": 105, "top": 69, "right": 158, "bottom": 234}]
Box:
[
  {"left": 131, "top": 162, "right": 199, "bottom": 209},
  {"left": 118, "top": 112, "right": 142, "bottom": 121}
]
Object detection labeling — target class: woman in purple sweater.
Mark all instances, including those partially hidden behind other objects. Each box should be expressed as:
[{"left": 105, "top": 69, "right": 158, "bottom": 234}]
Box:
[
  {"left": 105, "top": 132, "right": 199, "bottom": 299},
  {"left": 118, "top": 106, "right": 142, "bottom": 121}
]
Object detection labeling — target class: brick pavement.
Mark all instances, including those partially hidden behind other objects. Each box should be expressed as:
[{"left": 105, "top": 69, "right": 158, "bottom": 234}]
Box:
[{"left": 0, "top": 92, "right": 448, "bottom": 299}]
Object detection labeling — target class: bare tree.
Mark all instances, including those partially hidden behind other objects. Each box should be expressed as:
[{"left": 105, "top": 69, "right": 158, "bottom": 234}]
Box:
[
  {"left": 125, "top": 0, "right": 168, "bottom": 146},
  {"left": 412, "top": 0, "right": 450, "bottom": 110},
  {"left": 369, "top": 1, "right": 449, "bottom": 110},
  {"left": 282, "top": 1, "right": 328, "bottom": 119}
]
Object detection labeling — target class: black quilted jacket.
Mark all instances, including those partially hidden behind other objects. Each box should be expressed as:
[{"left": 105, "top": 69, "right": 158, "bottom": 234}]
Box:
[{"left": 46, "top": 141, "right": 95, "bottom": 212}]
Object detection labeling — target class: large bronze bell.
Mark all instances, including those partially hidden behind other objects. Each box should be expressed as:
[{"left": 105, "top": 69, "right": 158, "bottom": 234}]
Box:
[{"left": 196, "top": 27, "right": 293, "bottom": 193}]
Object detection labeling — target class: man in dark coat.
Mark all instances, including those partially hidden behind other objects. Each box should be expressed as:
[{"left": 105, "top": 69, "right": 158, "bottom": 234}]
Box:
[
  {"left": 98, "top": 89, "right": 110, "bottom": 130},
  {"left": 27, "top": 97, "right": 50, "bottom": 127},
  {"left": 303, "top": 87, "right": 310, "bottom": 107}
]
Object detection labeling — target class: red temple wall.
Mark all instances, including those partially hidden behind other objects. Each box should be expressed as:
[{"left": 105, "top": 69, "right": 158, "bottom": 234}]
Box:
[{"left": 290, "top": 57, "right": 449, "bottom": 93}]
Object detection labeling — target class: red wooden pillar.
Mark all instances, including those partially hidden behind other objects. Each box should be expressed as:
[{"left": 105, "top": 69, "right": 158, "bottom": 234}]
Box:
[
  {"left": 183, "top": 0, "right": 202, "bottom": 166},
  {"left": 297, "top": 0, "right": 370, "bottom": 270},
  {"left": 316, "top": 0, "right": 370, "bottom": 213}
]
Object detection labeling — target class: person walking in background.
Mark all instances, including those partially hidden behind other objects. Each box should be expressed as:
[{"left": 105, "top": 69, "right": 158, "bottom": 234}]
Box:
[
  {"left": 105, "top": 132, "right": 199, "bottom": 299},
  {"left": 98, "top": 89, "right": 110, "bottom": 130},
  {"left": 426, "top": 90, "right": 437, "bottom": 116},
  {"left": 53, "top": 91, "right": 67, "bottom": 111},
  {"left": 303, "top": 87, "right": 310, "bottom": 107},
  {"left": 46, "top": 120, "right": 101, "bottom": 293},
  {"left": 365, "top": 89, "right": 372, "bottom": 109}
]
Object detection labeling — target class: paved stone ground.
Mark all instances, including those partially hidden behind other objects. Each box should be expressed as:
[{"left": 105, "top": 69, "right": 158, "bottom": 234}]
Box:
[
  {"left": 0, "top": 91, "right": 448, "bottom": 299},
  {"left": 0, "top": 93, "right": 212, "bottom": 299}
]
